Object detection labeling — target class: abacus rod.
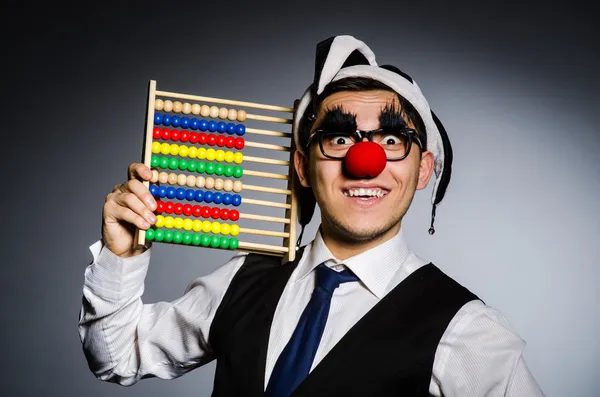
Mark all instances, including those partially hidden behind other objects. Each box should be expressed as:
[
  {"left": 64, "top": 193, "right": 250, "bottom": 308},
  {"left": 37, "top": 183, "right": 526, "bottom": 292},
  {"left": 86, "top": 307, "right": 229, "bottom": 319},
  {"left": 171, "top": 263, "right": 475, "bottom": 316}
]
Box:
[
  {"left": 246, "top": 128, "right": 292, "bottom": 138},
  {"left": 243, "top": 184, "right": 291, "bottom": 195},
  {"left": 238, "top": 241, "right": 289, "bottom": 253},
  {"left": 239, "top": 228, "right": 290, "bottom": 238},
  {"left": 237, "top": 248, "right": 284, "bottom": 257},
  {"left": 245, "top": 114, "right": 292, "bottom": 124},
  {"left": 238, "top": 213, "right": 290, "bottom": 224},
  {"left": 242, "top": 198, "right": 292, "bottom": 209},
  {"left": 244, "top": 141, "right": 291, "bottom": 152},
  {"left": 244, "top": 156, "right": 290, "bottom": 166},
  {"left": 155, "top": 90, "right": 294, "bottom": 113},
  {"left": 243, "top": 170, "right": 289, "bottom": 180}
]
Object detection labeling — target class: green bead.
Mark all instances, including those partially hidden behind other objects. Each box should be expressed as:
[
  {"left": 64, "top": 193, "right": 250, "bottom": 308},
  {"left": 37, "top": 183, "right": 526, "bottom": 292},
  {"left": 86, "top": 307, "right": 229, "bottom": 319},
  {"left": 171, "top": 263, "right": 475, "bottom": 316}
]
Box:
[
  {"left": 159, "top": 157, "right": 169, "bottom": 168},
  {"left": 151, "top": 156, "right": 159, "bottom": 167},
  {"left": 224, "top": 165, "right": 234, "bottom": 177},
  {"left": 164, "top": 230, "right": 174, "bottom": 243},
  {"left": 200, "top": 234, "right": 211, "bottom": 247},
  {"left": 145, "top": 228, "right": 155, "bottom": 240},
  {"left": 233, "top": 166, "right": 243, "bottom": 178},
  {"left": 192, "top": 233, "right": 202, "bottom": 246},
  {"left": 215, "top": 164, "right": 224, "bottom": 176},
  {"left": 205, "top": 163, "right": 215, "bottom": 175},
  {"left": 210, "top": 235, "right": 221, "bottom": 248},
  {"left": 155, "top": 229, "right": 164, "bottom": 242},
  {"left": 196, "top": 162, "right": 206, "bottom": 173},
  {"left": 187, "top": 161, "right": 197, "bottom": 172},
  {"left": 178, "top": 159, "right": 188, "bottom": 171},
  {"left": 219, "top": 237, "right": 230, "bottom": 249},
  {"left": 229, "top": 238, "right": 239, "bottom": 250},
  {"left": 168, "top": 158, "right": 179, "bottom": 170},
  {"left": 173, "top": 231, "right": 183, "bottom": 244},
  {"left": 182, "top": 232, "right": 192, "bottom": 245}
]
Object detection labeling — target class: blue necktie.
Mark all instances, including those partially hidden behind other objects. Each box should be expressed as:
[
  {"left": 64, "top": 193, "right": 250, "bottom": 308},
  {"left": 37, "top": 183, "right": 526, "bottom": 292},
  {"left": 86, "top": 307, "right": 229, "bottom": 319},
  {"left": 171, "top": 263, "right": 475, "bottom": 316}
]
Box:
[{"left": 265, "top": 262, "right": 358, "bottom": 397}]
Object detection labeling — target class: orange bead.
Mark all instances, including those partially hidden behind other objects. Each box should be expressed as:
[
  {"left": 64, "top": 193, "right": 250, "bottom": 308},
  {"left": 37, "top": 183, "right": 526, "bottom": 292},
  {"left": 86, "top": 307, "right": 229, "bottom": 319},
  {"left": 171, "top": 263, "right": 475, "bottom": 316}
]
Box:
[
  {"left": 186, "top": 175, "right": 196, "bottom": 187},
  {"left": 205, "top": 177, "right": 215, "bottom": 189},
  {"left": 237, "top": 109, "right": 247, "bottom": 122},
  {"left": 214, "top": 178, "right": 224, "bottom": 190},
  {"left": 151, "top": 169, "right": 159, "bottom": 183},
  {"left": 233, "top": 181, "right": 243, "bottom": 192},
  {"left": 195, "top": 176, "right": 205, "bottom": 188},
  {"left": 168, "top": 173, "right": 178, "bottom": 184},
  {"left": 200, "top": 105, "right": 210, "bottom": 117},
  {"left": 223, "top": 179, "right": 233, "bottom": 191},
  {"left": 158, "top": 172, "right": 169, "bottom": 184},
  {"left": 228, "top": 109, "right": 237, "bottom": 121},
  {"left": 191, "top": 103, "right": 201, "bottom": 115},
  {"left": 155, "top": 99, "right": 164, "bottom": 111},
  {"left": 173, "top": 101, "right": 183, "bottom": 113},
  {"left": 182, "top": 102, "right": 192, "bottom": 114},
  {"left": 163, "top": 100, "right": 173, "bottom": 112},
  {"left": 209, "top": 106, "right": 219, "bottom": 118},
  {"left": 177, "top": 174, "right": 187, "bottom": 186},
  {"left": 218, "top": 107, "right": 228, "bottom": 119}
]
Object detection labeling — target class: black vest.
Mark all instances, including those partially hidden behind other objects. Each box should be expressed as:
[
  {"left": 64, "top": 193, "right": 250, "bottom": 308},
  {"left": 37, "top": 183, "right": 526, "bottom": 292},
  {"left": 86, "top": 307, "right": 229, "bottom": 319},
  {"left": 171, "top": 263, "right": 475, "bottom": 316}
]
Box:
[{"left": 209, "top": 247, "right": 479, "bottom": 396}]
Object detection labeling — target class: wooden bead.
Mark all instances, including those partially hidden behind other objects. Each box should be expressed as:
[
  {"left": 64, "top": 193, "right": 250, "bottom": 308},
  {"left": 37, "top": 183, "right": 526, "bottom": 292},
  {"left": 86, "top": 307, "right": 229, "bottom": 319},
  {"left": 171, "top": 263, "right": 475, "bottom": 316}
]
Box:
[
  {"left": 237, "top": 110, "right": 247, "bottom": 122},
  {"left": 233, "top": 181, "right": 243, "bottom": 192},
  {"left": 191, "top": 103, "right": 201, "bottom": 115},
  {"left": 151, "top": 169, "right": 159, "bottom": 183},
  {"left": 163, "top": 100, "right": 173, "bottom": 112},
  {"left": 186, "top": 175, "right": 196, "bottom": 187},
  {"left": 223, "top": 179, "right": 233, "bottom": 191},
  {"left": 209, "top": 106, "right": 220, "bottom": 118},
  {"left": 205, "top": 177, "right": 215, "bottom": 189},
  {"left": 200, "top": 105, "right": 210, "bottom": 117},
  {"left": 218, "top": 107, "right": 228, "bottom": 119},
  {"left": 182, "top": 102, "right": 192, "bottom": 114},
  {"left": 214, "top": 178, "right": 224, "bottom": 190},
  {"left": 195, "top": 176, "right": 205, "bottom": 188},
  {"left": 155, "top": 99, "right": 164, "bottom": 111},
  {"left": 177, "top": 174, "right": 187, "bottom": 186},
  {"left": 173, "top": 101, "right": 183, "bottom": 113},
  {"left": 227, "top": 109, "right": 237, "bottom": 120},
  {"left": 158, "top": 172, "right": 169, "bottom": 184},
  {"left": 168, "top": 173, "right": 178, "bottom": 184}
]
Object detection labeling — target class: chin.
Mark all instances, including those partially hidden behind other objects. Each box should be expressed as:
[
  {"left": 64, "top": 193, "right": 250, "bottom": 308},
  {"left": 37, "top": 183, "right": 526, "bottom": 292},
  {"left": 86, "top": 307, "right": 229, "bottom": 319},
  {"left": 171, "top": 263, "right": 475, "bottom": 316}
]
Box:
[{"left": 323, "top": 211, "right": 401, "bottom": 243}]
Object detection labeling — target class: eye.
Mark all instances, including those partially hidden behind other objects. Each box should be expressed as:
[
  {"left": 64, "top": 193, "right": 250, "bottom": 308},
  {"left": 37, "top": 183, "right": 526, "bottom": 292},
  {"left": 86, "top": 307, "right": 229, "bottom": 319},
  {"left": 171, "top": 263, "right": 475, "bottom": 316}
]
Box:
[
  {"left": 328, "top": 135, "right": 354, "bottom": 145},
  {"left": 380, "top": 134, "right": 404, "bottom": 145}
]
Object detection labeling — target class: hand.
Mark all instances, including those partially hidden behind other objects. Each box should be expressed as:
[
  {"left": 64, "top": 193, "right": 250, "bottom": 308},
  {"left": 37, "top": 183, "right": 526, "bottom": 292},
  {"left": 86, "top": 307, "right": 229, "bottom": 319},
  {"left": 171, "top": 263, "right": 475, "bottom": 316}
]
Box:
[{"left": 102, "top": 163, "right": 157, "bottom": 258}]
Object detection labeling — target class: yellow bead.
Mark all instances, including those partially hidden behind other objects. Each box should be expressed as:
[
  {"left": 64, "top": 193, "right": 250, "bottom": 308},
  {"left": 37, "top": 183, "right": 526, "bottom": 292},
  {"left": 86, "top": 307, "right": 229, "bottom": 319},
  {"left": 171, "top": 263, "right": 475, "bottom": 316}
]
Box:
[
  {"left": 223, "top": 179, "right": 233, "bottom": 191},
  {"left": 200, "top": 105, "right": 210, "bottom": 117},
  {"left": 215, "top": 150, "right": 225, "bottom": 162},
  {"left": 163, "top": 100, "right": 173, "bottom": 112},
  {"left": 211, "top": 222, "right": 221, "bottom": 234},
  {"left": 155, "top": 99, "right": 164, "bottom": 111},
  {"left": 174, "top": 217, "right": 183, "bottom": 229},
  {"left": 158, "top": 172, "right": 169, "bottom": 184},
  {"left": 183, "top": 218, "right": 193, "bottom": 231},
  {"left": 178, "top": 145, "right": 189, "bottom": 158},
  {"left": 169, "top": 144, "right": 179, "bottom": 156},
  {"left": 173, "top": 101, "right": 183, "bottom": 113},
  {"left": 233, "top": 152, "right": 244, "bottom": 164},
  {"left": 220, "top": 223, "right": 231, "bottom": 235},
  {"left": 160, "top": 143, "right": 170, "bottom": 155},
  {"left": 230, "top": 224, "right": 240, "bottom": 236},
  {"left": 155, "top": 215, "right": 165, "bottom": 227},
  {"left": 188, "top": 146, "right": 198, "bottom": 159},
  {"left": 218, "top": 107, "right": 228, "bottom": 119},
  {"left": 227, "top": 109, "right": 237, "bottom": 121},
  {"left": 152, "top": 141, "right": 161, "bottom": 153},
  {"left": 186, "top": 175, "right": 196, "bottom": 187},
  {"left": 202, "top": 221, "right": 212, "bottom": 233},
  {"left": 195, "top": 176, "right": 205, "bottom": 188},
  {"left": 192, "top": 220, "right": 202, "bottom": 232},
  {"left": 177, "top": 174, "right": 187, "bottom": 186},
  {"left": 151, "top": 169, "right": 159, "bottom": 183},
  {"left": 164, "top": 216, "right": 174, "bottom": 228},
  {"left": 237, "top": 110, "right": 247, "bottom": 122},
  {"left": 210, "top": 106, "right": 219, "bottom": 118},
  {"left": 191, "top": 103, "right": 201, "bottom": 115},
  {"left": 214, "top": 178, "right": 224, "bottom": 190},
  {"left": 206, "top": 149, "right": 216, "bottom": 161},
  {"left": 168, "top": 173, "right": 178, "bottom": 184},
  {"left": 197, "top": 147, "right": 206, "bottom": 160},
  {"left": 182, "top": 102, "right": 191, "bottom": 114},
  {"left": 233, "top": 181, "right": 243, "bottom": 192},
  {"left": 204, "top": 177, "right": 215, "bottom": 189},
  {"left": 224, "top": 151, "right": 234, "bottom": 163}
]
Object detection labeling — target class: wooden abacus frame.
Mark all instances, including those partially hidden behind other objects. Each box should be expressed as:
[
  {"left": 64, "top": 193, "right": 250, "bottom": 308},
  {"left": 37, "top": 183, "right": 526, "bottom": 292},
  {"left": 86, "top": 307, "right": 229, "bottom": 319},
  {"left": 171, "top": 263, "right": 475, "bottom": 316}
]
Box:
[{"left": 135, "top": 80, "right": 299, "bottom": 263}]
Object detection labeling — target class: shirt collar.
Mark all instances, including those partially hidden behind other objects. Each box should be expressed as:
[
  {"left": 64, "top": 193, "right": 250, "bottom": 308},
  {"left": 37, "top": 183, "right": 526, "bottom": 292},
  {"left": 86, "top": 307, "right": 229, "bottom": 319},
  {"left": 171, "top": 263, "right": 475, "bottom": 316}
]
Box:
[{"left": 296, "top": 227, "right": 413, "bottom": 299}]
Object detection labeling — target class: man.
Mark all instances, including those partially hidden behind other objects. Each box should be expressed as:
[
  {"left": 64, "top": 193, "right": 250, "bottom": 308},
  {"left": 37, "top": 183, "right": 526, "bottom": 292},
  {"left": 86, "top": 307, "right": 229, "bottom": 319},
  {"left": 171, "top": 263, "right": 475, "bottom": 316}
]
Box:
[{"left": 79, "top": 36, "right": 545, "bottom": 396}]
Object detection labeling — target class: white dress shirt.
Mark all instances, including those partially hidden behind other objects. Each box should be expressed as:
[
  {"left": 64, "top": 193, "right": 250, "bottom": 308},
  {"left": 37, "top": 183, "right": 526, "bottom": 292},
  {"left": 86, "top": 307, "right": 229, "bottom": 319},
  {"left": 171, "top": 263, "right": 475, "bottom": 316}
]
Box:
[{"left": 78, "top": 228, "right": 545, "bottom": 396}]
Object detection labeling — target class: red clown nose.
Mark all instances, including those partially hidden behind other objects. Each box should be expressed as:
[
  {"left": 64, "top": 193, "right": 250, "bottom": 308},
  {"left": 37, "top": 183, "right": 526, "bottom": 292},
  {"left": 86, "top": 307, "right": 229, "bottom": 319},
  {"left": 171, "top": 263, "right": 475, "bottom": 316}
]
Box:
[{"left": 343, "top": 142, "right": 387, "bottom": 178}]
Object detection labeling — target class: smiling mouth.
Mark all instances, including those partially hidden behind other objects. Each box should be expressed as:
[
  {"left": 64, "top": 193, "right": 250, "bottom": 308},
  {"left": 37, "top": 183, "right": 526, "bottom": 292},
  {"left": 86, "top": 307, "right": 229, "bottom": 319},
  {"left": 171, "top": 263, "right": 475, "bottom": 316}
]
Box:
[{"left": 342, "top": 187, "right": 388, "bottom": 199}]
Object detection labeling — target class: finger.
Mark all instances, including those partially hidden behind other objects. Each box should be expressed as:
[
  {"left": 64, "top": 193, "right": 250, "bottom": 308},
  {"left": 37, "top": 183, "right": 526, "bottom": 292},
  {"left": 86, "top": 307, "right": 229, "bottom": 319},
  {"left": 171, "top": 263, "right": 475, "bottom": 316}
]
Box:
[
  {"left": 105, "top": 200, "right": 152, "bottom": 230},
  {"left": 112, "top": 192, "right": 156, "bottom": 226},
  {"left": 128, "top": 162, "right": 153, "bottom": 181}
]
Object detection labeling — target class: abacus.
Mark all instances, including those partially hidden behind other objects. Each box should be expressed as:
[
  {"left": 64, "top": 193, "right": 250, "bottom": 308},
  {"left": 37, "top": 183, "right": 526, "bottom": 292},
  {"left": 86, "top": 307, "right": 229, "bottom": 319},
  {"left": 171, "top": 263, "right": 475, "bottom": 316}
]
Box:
[{"left": 135, "top": 80, "right": 299, "bottom": 263}]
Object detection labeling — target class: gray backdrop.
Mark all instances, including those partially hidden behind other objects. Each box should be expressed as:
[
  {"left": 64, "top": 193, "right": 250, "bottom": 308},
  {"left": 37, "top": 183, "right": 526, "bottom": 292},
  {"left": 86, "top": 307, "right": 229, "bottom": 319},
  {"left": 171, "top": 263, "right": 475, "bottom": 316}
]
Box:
[{"left": 2, "top": 1, "right": 598, "bottom": 396}]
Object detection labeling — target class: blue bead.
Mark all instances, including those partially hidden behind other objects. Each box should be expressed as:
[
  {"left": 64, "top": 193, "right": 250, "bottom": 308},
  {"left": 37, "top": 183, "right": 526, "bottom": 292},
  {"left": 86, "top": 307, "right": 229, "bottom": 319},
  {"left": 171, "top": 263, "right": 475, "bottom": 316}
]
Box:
[
  {"left": 226, "top": 123, "right": 236, "bottom": 134},
  {"left": 162, "top": 114, "right": 172, "bottom": 126},
  {"left": 208, "top": 121, "right": 217, "bottom": 132},
  {"left": 235, "top": 124, "right": 245, "bottom": 136},
  {"left": 180, "top": 117, "right": 190, "bottom": 128},
  {"left": 194, "top": 190, "right": 204, "bottom": 202},
  {"left": 213, "top": 192, "right": 223, "bottom": 204},
  {"left": 170, "top": 115, "right": 181, "bottom": 127},
  {"left": 186, "top": 189, "right": 195, "bottom": 201},
  {"left": 176, "top": 188, "right": 186, "bottom": 200},
  {"left": 154, "top": 113, "right": 163, "bottom": 125},
  {"left": 149, "top": 184, "right": 158, "bottom": 196},
  {"left": 199, "top": 119, "right": 208, "bottom": 131},
  {"left": 217, "top": 121, "right": 227, "bottom": 133},
  {"left": 222, "top": 193, "right": 232, "bottom": 205},
  {"left": 158, "top": 186, "right": 167, "bottom": 198},
  {"left": 190, "top": 118, "right": 200, "bottom": 130},
  {"left": 232, "top": 194, "right": 242, "bottom": 206},
  {"left": 166, "top": 187, "right": 176, "bottom": 199},
  {"left": 204, "top": 191, "right": 214, "bottom": 203}
]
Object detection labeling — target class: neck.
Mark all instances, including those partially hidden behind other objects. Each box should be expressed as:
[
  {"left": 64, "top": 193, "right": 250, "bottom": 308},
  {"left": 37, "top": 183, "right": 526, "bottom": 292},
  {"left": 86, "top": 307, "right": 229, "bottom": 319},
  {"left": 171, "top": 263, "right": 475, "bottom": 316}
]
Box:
[{"left": 319, "top": 222, "right": 401, "bottom": 260}]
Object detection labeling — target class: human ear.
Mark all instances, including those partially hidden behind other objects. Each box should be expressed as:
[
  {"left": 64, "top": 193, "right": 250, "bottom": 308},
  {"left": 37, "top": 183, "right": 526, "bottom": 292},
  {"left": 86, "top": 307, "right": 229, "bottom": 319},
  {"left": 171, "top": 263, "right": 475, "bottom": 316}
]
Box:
[
  {"left": 294, "top": 149, "right": 311, "bottom": 188},
  {"left": 416, "top": 150, "right": 435, "bottom": 190}
]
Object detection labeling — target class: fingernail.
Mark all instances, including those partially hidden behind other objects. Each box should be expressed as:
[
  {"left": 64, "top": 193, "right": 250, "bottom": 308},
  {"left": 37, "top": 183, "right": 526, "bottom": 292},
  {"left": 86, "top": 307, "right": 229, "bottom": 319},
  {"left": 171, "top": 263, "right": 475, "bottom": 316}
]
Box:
[{"left": 147, "top": 214, "right": 156, "bottom": 223}]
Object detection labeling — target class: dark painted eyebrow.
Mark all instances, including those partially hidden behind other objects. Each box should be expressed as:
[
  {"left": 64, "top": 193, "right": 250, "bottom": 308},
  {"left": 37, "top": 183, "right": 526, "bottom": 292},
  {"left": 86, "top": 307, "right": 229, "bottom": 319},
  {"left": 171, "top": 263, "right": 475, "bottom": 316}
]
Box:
[
  {"left": 379, "top": 102, "right": 407, "bottom": 130},
  {"left": 317, "top": 106, "right": 357, "bottom": 131}
]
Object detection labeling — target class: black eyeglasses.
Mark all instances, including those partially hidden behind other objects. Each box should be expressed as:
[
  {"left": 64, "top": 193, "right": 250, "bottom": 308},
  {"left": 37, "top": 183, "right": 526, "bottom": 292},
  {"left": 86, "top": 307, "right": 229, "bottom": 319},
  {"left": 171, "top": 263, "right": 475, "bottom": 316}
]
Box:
[{"left": 305, "top": 127, "right": 424, "bottom": 161}]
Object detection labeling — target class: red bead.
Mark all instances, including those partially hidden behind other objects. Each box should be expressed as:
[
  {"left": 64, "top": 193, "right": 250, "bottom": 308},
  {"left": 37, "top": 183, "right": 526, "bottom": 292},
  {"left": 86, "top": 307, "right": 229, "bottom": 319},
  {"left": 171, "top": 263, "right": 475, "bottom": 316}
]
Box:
[
  {"left": 174, "top": 203, "right": 183, "bottom": 215},
  {"left": 161, "top": 128, "right": 171, "bottom": 140},
  {"left": 165, "top": 201, "right": 174, "bottom": 213},
  {"left": 234, "top": 138, "right": 245, "bottom": 150},
  {"left": 343, "top": 142, "right": 387, "bottom": 178},
  {"left": 201, "top": 206, "right": 211, "bottom": 218},
  {"left": 180, "top": 131, "right": 189, "bottom": 142},
  {"left": 225, "top": 137, "right": 235, "bottom": 148},
  {"left": 216, "top": 135, "right": 226, "bottom": 147},
  {"left": 153, "top": 127, "right": 161, "bottom": 139},
  {"left": 207, "top": 134, "right": 217, "bottom": 146},
  {"left": 170, "top": 129, "right": 180, "bottom": 141},
  {"left": 211, "top": 207, "right": 221, "bottom": 219},
  {"left": 156, "top": 201, "right": 165, "bottom": 213},
  {"left": 192, "top": 205, "right": 202, "bottom": 217},
  {"left": 220, "top": 209, "right": 230, "bottom": 220},
  {"left": 230, "top": 210, "right": 240, "bottom": 221},
  {"left": 189, "top": 132, "right": 199, "bottom": 144},
  {"left": 183, "top": 204, "right": 193, "bottom": 216},
  {"left": 198, "top": 133, "right": 207, "bottom": 145}
]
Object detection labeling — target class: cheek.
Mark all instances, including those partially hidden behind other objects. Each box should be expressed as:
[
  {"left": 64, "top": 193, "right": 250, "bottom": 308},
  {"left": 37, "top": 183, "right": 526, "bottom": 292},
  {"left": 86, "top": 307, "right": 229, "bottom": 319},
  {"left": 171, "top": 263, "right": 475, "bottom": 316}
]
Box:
[{"left": 309, "top": 158, "right": 341, "bottom": 195}]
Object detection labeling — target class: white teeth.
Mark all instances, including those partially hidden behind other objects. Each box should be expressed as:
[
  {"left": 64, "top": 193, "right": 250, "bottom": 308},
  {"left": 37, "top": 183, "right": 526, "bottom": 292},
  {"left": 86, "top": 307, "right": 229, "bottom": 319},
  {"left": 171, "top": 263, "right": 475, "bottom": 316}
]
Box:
[{"left": 344, "top": 188, "right": 386, "bottom": 198}]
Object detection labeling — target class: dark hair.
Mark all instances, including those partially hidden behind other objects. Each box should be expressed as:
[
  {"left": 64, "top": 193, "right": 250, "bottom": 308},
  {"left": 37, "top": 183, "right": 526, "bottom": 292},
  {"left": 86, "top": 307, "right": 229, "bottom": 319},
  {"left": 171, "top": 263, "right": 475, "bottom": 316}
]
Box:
[{"left": 297, "top": 76, "right": 427, "bottom": 152}]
